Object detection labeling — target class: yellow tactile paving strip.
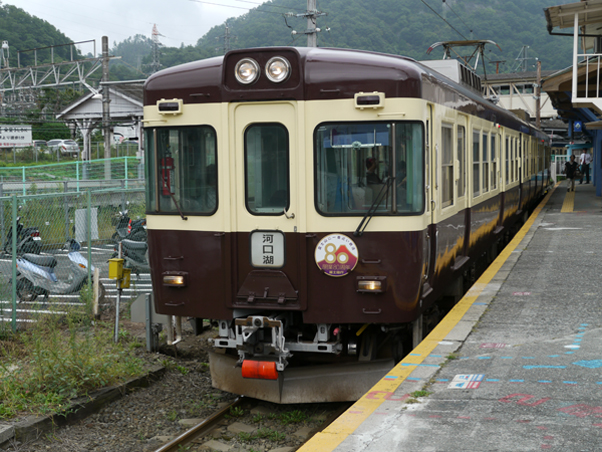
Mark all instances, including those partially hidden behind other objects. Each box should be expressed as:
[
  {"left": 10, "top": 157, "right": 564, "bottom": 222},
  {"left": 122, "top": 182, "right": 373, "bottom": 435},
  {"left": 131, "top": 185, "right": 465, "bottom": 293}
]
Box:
[
  {"left": 561, "top": 187, "right": 575, "bottom": 213},
  {"left": 298, "top": 185, "right": 557, "bottom": 452}
]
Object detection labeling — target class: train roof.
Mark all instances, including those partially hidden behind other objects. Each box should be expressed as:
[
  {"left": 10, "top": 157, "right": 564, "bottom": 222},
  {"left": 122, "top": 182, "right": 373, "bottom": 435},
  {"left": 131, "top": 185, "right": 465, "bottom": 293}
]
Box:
[{"left": 144, "top": 46, "right": 547, "bottom": 140}]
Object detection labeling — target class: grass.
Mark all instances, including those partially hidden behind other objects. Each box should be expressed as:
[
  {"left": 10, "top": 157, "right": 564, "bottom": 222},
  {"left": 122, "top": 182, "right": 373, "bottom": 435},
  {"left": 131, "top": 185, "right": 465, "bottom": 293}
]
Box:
[{"left": 0, "top": 300, "right": 147, "bottom": 419}]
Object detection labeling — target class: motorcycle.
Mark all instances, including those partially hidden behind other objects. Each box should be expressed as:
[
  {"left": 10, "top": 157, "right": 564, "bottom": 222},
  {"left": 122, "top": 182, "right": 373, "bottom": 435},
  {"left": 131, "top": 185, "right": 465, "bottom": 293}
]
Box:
[
  {"left": 114, "top": 238, "right": 150, "bottom": 276},
  {"left": 112, "top": 208, "right": 147, "bottom": 243},
  {"left": 14, "top": 239, "right": 105, "bottom": 302},
  {"left": 4, "top": 216, "right": 42, "bottom": 255}
]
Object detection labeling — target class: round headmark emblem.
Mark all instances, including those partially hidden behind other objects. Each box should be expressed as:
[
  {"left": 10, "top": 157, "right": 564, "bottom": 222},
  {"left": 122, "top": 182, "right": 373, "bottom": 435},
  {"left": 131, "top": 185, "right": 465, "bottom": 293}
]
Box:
[{"left": 315, "top": 234, "right": 359, "bottom": 277}]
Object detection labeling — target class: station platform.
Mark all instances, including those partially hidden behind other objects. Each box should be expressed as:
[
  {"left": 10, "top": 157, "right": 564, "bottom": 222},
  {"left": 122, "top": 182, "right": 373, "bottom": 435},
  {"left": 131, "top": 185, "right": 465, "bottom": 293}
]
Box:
[{"left": 300, "top": 180, "right": 602, "bottom": 452}]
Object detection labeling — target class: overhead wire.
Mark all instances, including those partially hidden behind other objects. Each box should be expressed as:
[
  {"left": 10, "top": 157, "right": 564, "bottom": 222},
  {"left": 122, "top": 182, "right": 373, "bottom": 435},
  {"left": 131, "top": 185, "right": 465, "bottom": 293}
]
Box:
[
  {"left": 232, "top": 0, "right": 306, "bottom": 12},
  {"left": 186, "top": 0, "right": 289, "bottom": 16},
  {"left": 420, "top": 0, "right": 467, "bottom": 41},
  {"left": 443, "top": 0, "right": 472, "bottom": 35}
]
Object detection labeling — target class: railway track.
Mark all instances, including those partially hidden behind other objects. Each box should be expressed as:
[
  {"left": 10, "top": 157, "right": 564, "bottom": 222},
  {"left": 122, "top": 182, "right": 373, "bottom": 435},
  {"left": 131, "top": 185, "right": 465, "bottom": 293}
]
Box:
[{"left": 153, "top": 397, "right": 352, "bottom": 452}]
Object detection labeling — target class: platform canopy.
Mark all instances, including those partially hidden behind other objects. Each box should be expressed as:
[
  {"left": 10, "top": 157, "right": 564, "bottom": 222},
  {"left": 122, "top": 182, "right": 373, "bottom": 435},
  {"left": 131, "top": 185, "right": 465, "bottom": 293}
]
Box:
[{"left": 545, "top": 0, "right": 602, "bottom": 31}]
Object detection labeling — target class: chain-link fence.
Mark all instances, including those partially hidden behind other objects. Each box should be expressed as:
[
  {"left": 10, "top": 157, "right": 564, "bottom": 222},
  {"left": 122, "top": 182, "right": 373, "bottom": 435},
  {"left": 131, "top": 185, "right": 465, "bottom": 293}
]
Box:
[
  {"left": 0, "top": 188, "right": 149, "bottom": 331},
  {"left": 0, "top": 157, "right": 144, "bottom": 196}
]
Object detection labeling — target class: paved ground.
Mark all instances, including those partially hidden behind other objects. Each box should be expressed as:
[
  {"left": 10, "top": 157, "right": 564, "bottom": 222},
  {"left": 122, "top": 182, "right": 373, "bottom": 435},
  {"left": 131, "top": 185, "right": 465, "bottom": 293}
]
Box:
[{"left": 302, "top": 181, "right": 602, "bottom": 452}]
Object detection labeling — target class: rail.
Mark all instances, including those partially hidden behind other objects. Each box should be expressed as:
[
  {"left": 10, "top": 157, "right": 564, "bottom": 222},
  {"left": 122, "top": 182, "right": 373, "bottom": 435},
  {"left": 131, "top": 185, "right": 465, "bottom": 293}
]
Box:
[{"left": 152, "top": 397, "right": 352, "bottom": 452}]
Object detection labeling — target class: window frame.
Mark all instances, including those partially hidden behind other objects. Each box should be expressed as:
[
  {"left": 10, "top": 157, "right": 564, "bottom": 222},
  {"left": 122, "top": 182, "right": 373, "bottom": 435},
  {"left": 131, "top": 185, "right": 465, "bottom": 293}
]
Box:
[
  {"left": 244, "top": 122, "right": 291, "bottom": 216},
  {"left": 441, "top": 123, "right": 454, "bottom": 208},
  {"left": 144, "top": 125, "right": 218, "bottom": 216},
  {"left": 313, "top": 120, "right": 425, "bottom": 217}
]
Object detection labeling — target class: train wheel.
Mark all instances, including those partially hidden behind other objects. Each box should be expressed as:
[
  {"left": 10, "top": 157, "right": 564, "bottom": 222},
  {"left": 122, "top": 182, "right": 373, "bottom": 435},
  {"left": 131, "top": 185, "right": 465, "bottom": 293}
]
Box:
[
  {"left": 17, "top": 279, "right": 37, "bottom": 302},
  {"left": 391, "top": 332, "right": 410, "bottom": 363}
]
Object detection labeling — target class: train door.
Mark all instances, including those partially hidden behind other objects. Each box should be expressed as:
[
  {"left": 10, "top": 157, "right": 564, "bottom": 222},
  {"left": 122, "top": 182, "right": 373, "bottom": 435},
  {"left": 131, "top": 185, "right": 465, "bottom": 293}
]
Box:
[
  {"left": 423, "top": 104, "right": 435, "bottom": 296},
  {"left": 230, "top": 102, "right": 304, "bottom": 310},
  {"left": 456, "top": 116, "right": 470, "bottom": 260}
]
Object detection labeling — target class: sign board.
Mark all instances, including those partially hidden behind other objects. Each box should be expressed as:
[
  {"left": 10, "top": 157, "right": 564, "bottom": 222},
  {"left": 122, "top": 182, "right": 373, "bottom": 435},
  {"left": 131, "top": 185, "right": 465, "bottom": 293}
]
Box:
[
  {"left": 0, "top": 125, "right": 32, "bottom": 147},
  {"left": 250, "top": 230, "right": 285, "bottom": 268},
  {"left": 75, "top": 207, "right": 99, "bottom": 243}
]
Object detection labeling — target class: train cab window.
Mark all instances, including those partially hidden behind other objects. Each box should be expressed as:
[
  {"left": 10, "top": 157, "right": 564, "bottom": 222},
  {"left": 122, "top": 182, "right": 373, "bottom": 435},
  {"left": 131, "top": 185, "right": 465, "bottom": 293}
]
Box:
[
  {"left": 145, "top": 126, "right": 217, "bottom": 215},
  {"left": 472, "top": 131, "right": 480, "bottom": 196},
  {"left": 245, "top": 123, "right": 289, "bottom": 215},
  {"left": 314, "top": 121, "right": 424, "bottom": 215},
  {"left": 441, "top": 124, "right": 453, "bottom": 208}
]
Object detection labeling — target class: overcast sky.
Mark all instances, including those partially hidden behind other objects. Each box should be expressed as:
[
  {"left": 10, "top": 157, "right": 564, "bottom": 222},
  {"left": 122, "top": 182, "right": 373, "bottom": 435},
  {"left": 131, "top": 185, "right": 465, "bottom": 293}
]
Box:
[{"left": 2, "top": 0, "right": 248, "bottom": 50}]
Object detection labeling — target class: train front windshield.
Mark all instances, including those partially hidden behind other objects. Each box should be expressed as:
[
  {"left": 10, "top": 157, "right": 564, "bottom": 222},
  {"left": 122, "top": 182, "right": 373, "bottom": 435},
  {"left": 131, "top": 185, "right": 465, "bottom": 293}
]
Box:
[
  {"left": 145, "top": 126, "right": 217, "bottom": 214},
  {"left": 315, "top": 122, "right": 424, "bottom": 215}
]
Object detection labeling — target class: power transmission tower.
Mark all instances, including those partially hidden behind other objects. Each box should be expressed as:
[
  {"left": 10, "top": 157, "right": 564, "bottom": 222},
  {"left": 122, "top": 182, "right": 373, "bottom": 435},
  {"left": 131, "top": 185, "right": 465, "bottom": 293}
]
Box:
[
  {"left": 216, "top": 22, "right": 236, "bottom": 55},
  {"left": 151, "top": 24, "right": 163, "bottom": 73},
  {"left": 514, "top": 45, "right": 534, "bottom": 73},
  {"left": 0, "top": 39, "right": 116, "bottom": 118},
  {"left": 286, "top": 0, "right": 328, "bottom": 47}
]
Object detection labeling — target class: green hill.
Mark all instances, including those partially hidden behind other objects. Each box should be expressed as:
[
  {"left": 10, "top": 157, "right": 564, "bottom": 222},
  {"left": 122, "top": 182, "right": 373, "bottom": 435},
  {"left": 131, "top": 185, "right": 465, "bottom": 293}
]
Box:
[
  {"left": 0, "top": 3, "right": 74, "bottom": 66},
  {"left": 0, "top": 0, "right": 575, "bottom": 79},
  {"left": 190, "top": 0, "right": 572, "bottom": 75}
]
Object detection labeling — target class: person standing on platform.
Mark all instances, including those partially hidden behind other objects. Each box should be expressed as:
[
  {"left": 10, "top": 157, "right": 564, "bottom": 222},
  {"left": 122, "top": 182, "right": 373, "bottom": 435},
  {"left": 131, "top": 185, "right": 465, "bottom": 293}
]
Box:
[
  {"left": 579, "top": 149, "right": 592, "bottom": 184},
  {"left": 564, "top": 154, "right": 578, "bottom": 192}
]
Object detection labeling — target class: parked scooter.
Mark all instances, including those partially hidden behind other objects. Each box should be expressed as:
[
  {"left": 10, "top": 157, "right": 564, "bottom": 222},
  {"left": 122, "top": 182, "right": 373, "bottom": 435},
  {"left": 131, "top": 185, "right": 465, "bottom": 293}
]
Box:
[
  {"left": 14, "top": 239, "right": 105, "bottom": 302},
  {"left": 112, "top": 208, "right": 147, "bottom": 243},
  {"left": 4, "top": 216, "right": 42, "bottom": 255},
  {"left": 114, "top": 238, "right": 150, "bottom": 276}
]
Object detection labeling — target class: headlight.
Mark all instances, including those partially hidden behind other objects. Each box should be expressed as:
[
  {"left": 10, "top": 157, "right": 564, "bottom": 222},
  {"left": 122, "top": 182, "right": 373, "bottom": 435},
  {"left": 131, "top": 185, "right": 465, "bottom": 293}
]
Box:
[
  {"left": 265, "top": 56, "right": 291, "bottom": 83},
  {"left": 235, "top": 58, "right": 259, "bottom": 85}
]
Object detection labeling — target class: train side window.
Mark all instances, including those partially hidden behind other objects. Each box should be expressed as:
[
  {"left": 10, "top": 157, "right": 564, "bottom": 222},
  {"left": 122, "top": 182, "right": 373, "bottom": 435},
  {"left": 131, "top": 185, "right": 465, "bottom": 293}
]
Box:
[
  {"left": 314, "top": 121, "right": 424, "bottom": 216},
  {"left": 510, "top": 137, "right": 516, "bottom": 182},
  {"left": 457, "top": 125, "right": 465, "bottom": 198},
  {"left": 491, "top": 135, "right": 497, "bottom": 190},
  {"left": 144, "top": 125, "right": 217, "bottom": 215},
  {"left": 482, "top": 133, "right": 489, "bottom": 193},
  {"left": 441, "top": 123, "right": 453, "bottom": 208},
  {"left": 245, "top": 123, "right": 289, "bottom": 215},
  {"left": 505, "top": 137, "right": 510, "bottom": 184},
  {"left": 473, "top": 131, "right": 480, "bottom": 197},
  {"left": 514, "top": 136, "right": 525, "bottom": 181}
]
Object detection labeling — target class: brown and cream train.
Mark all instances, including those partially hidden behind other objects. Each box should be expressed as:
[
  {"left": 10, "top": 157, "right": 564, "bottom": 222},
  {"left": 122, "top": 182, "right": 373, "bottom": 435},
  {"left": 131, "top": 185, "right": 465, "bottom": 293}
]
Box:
[{"left": 143, "top": 47, "right": 551, "bottom": 403}]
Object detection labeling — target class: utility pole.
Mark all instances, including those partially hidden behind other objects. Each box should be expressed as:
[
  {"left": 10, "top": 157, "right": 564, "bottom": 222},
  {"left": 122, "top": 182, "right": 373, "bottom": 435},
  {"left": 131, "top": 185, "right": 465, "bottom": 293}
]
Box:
[
  {"left": 287, "top": 0, "right": 328, "bottom": 47},
  {"left": 536, "top": 60, "right": 542, "bottom": 129},
  {"left": 102, "top": 36, "right": 111, "bottom": 178}
]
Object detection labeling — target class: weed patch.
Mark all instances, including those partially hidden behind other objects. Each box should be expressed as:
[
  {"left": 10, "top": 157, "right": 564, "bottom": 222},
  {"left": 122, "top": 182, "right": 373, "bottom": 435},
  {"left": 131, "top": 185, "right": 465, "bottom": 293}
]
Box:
[{"left": 0, "top": 306, "right": 146, "bottom": 419}]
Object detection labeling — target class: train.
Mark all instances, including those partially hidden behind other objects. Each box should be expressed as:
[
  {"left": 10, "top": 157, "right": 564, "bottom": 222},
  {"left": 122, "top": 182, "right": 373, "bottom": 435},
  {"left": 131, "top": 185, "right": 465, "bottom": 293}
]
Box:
[{"left": 143, "top": 46, "right": 551, "bottom": 403}]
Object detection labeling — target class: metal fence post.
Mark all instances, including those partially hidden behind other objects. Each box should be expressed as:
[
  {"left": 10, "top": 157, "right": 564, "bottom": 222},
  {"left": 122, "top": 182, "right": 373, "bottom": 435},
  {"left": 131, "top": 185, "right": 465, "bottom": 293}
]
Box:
[
  {"left": 121, "top": 180, "right": 126, "bottom": 213},
  {"left": 64, "top": 182, "right": 70, "bottom": 241},
  {"left": 11, "top": 195, "right": 17, "bottom": 332},
  {"left": 0, "top": 183, "right": 4, "bottom": 247},
  {"left": 76, "top": 160, "right": 80, "bottom": 193},
  {"left": 87, "top": 189, "right": 92, "bottom": 285},
  {"left": 22, "top": 167, "right": 25, "bottom": 196},
  {"left": 125, "top": 157, "right": 129, "bottom": 189}
]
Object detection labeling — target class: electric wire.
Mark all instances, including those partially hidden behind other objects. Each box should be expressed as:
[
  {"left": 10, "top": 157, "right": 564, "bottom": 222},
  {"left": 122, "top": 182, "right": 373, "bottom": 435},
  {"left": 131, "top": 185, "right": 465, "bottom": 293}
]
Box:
[
  {"left": 443, "top": 0, "right": 473, "bottom": 35},
  {"left": 420, "top": 0, "right": 467, "bottom": 40},
  {"left": 186, "top": 0, "right": 288, "bottom": 16},
  {"left": 233, "top": 0, "right": 306, "bottom": 12}
]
